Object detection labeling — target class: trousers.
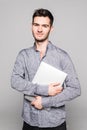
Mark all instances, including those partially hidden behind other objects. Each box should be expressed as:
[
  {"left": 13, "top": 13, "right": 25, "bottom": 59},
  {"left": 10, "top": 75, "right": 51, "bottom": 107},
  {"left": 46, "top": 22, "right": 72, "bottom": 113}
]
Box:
[{"left": 22, "top": 121, "right": 67, "bottom": 130}]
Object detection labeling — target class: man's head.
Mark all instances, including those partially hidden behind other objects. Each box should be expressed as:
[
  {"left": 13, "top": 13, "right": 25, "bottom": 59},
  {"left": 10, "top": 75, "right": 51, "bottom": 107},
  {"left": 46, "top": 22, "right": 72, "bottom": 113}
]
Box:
[
  {"left": 32, "top": 8, "right": 54, "bottom": 43},
  {"left": 32, "top": 8, "right": 54, "bottom": 27}
]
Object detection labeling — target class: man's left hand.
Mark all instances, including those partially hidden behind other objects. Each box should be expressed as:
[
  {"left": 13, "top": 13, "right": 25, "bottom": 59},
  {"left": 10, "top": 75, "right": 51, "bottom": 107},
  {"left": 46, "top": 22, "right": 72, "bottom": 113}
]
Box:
[{"left": 31, "top": 96, "right": 43, "bottom": 110}]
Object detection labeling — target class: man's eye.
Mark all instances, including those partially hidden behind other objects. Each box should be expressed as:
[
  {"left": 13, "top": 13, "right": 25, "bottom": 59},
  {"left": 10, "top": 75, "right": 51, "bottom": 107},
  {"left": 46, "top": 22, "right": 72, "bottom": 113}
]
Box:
[
  {"left": 33, "top": 23, "right": 39, "bottom": 26},
  {"left": 43, "top": 25, "right": 49, "bottom": 28}
]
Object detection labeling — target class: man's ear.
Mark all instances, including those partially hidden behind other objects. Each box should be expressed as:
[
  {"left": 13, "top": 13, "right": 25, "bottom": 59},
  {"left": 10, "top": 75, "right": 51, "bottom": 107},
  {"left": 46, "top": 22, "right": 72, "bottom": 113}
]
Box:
[{"left": 50, "top": 26, "right": 54, "bottom": 32}]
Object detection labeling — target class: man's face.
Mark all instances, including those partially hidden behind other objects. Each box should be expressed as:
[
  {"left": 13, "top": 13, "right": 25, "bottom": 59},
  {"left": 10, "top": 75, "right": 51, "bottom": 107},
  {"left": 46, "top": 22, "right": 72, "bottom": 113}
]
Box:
[{"left": 32, "top": 16, "right": 53, "bottom": 42}]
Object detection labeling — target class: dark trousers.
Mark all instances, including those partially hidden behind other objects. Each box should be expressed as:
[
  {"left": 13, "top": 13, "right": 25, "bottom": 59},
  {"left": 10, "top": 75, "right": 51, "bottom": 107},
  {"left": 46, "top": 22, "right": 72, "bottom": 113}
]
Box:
[{"left": 22, "top": 121, "right": 67, "bottom": 130}]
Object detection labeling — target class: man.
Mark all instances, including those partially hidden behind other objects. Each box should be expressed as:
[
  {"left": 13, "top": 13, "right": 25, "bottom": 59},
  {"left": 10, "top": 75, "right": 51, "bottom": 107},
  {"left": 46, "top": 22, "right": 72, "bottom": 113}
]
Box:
[{"left": 11, "top": 8, "right": 81, "bottom": 130}]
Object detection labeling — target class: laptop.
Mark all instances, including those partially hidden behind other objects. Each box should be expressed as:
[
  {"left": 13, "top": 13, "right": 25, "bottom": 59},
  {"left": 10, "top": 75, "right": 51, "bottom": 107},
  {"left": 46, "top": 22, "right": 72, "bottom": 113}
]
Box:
[{"left": 25, "top": 61, "right": 67, "bottom": 101}]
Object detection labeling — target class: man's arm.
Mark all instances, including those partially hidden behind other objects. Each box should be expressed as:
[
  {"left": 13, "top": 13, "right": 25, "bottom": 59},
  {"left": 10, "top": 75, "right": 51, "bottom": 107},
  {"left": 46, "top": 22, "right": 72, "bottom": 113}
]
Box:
[
  {"left": 11, "top": 50, "right": 48, "bottom": 96},
  {"left": 41, "top": 54, "right": 81, "bottom": 108},
  {"left": 11, "top": 50, "right": 62, "bottom": 97},
  {"left": 31, "top": 53, "right": 81, "bottom": 109},
  {"left": 31, "top": 74, "right": 81, "bottom": 109},
  {"left": 31, "top": 84, "right": 63, "bottom": 109}
]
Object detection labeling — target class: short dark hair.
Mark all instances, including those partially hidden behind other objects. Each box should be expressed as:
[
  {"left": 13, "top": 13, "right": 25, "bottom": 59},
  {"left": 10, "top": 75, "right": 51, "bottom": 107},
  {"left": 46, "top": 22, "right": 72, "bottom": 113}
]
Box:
[{"left": 32, "top": 8, "right": 54, "bottom": 26}]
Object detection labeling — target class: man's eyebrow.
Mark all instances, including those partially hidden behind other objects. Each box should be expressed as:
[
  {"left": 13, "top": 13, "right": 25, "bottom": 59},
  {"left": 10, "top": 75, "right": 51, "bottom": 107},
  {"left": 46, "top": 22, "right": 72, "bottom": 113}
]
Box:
[
  {"left": 42, "top": 24, "right": 49, "bottom": 27},
  {"left": 32, "top": 22, "right": 39, "bottom": 25},
  {"left": 33, "top": 23, "right": 50, "bottom": 27}
]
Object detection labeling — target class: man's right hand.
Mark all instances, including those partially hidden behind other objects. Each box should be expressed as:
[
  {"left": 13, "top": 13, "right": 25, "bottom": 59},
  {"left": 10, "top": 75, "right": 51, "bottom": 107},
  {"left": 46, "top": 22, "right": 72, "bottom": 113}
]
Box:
[{"left": 48, "top": 83, "right": 63, "bottom": 96}]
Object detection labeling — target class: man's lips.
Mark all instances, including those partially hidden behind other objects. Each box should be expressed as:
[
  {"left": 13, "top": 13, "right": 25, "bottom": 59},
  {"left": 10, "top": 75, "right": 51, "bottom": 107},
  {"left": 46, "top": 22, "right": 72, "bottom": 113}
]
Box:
[
  {"left": 36, "top": 33, "right": 43, "bottom": 36},
  {"left": 36, "top": 33, "right": 43, "bottom": 37}
]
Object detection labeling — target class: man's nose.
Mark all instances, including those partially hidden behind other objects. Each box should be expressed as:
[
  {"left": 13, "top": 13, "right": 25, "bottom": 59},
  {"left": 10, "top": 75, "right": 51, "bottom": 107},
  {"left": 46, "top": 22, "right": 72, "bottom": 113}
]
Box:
[{"left": 37, "top": 26, "right": 42, "bottom": 32}]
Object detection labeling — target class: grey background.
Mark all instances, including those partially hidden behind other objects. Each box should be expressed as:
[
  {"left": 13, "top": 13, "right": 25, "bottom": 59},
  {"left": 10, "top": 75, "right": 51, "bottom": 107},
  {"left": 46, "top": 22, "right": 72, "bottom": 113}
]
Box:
[{"left": 0, "top": 0, "right": 87, "bottom": 130}]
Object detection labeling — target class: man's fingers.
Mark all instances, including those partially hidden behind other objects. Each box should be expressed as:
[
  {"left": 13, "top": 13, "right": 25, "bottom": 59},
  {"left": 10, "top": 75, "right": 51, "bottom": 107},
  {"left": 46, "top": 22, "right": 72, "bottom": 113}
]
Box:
[
  {"left": 50, "top": 82, "right": 60, "bottom": 87},
  {"left": 53, "top": 83, "right": 60, "bottom": 87}
]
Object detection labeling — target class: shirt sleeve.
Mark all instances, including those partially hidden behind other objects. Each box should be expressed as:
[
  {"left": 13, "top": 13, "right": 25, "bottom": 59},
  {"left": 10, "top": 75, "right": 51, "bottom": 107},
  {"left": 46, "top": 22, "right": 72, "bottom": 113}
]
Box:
[
  {"left": 11, "top": 50, "right": 48, "bottom": 96},
  {"left": 42, "top": 53, "right": 81, "bottom": 108}
]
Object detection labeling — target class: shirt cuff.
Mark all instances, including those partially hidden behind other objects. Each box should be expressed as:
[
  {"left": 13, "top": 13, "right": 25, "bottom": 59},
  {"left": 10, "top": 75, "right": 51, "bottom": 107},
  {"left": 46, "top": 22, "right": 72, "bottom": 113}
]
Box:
[{"left": 42, "top": 96, "right": 52, "bottom": 108}]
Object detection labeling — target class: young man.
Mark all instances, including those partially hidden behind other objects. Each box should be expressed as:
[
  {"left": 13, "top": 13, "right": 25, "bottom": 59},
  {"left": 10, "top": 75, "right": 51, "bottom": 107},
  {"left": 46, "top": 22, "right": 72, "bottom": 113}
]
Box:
[{"left": 11, "top": 8, "right": 81, "bottom": 130}]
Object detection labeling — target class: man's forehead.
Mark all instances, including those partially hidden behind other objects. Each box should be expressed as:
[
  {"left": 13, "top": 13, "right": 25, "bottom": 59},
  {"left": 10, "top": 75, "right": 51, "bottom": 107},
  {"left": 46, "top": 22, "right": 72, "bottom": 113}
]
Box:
[{"left": 33, "top": 16, "right": 50, "bottom": 24}]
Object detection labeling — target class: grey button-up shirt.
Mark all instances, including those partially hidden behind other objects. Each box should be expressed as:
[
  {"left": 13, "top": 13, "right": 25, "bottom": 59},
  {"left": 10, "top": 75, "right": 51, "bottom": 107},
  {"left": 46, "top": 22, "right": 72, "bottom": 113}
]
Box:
[{"left": 11, "top": 41, "right": 81, "bottom": 128}]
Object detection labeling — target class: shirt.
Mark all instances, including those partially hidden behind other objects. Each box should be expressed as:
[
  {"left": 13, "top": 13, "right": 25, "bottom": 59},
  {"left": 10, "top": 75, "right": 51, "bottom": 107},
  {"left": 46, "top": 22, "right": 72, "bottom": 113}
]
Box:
[{"left": 11, "top": 41, "right": 81, "bottom": 128}]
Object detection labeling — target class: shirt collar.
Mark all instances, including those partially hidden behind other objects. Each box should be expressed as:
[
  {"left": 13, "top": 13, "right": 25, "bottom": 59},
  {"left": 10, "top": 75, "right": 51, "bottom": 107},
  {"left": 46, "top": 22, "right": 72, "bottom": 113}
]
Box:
[{"left": 33, "top": 41, "right": 53, "bottom": 52}]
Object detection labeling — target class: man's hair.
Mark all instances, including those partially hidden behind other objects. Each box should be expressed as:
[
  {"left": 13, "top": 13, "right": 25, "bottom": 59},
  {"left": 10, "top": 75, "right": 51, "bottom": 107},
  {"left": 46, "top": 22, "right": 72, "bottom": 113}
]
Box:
[{"left": 32, "top": 8, "right": 54, "bottom": 26}]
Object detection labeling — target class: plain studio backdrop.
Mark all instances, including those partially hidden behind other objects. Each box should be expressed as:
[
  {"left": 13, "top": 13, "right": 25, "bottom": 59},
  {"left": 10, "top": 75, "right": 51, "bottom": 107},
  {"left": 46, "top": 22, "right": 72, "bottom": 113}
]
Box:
[{"left": 0, "top": 0, "right": 87, "bottom": 130}]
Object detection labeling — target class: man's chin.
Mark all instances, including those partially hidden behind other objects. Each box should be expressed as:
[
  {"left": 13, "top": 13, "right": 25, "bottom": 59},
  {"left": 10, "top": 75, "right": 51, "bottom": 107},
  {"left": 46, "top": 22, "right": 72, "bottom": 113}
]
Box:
[
  {"left": 36, "top": 40, "right": 45, "bottom": 42},
  {"left": 35, "top": 38, "right": 47, "bottom": 43}
]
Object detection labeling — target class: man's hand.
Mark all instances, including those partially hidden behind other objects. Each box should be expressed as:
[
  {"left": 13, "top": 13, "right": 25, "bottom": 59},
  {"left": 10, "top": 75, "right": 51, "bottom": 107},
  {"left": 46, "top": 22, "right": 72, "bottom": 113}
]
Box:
[
  {"left": 48, "top": 83, "right": 63, "bottom": 96},
  {"left": 31, "top": 83, "right": 63, "bottom": 109},
  {"left": 31, "top": 96, "right": 43, "bottom": 110}
]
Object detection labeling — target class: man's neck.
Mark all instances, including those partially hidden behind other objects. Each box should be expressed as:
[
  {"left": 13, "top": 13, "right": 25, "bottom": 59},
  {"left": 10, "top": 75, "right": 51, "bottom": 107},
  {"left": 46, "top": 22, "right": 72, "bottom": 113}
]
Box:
[
  {"left": 35, "top": 41, "right": 48, "bottom": 52},
  {"left": 35, "top": 40, "right": 48, "bottom": 59}
]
